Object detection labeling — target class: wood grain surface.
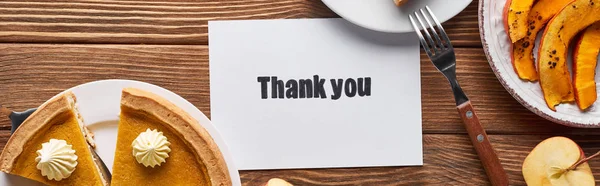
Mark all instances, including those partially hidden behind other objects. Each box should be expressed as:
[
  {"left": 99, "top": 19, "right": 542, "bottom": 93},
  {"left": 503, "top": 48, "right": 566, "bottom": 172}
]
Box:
[
  {"left": 1, "top": 0, "right": 599, "bottom": 185},
  {"left": 2, "top": 44, "right": 600, "bottom": 185},
  {"left": 2, "top": 45, "right": 599, "bottom": 135},
  {"left": 241, "top": 134, "right": 600, "bottom": 185},
  {"left": 0, "top": 0, "right": 481, "bottom": 47}
]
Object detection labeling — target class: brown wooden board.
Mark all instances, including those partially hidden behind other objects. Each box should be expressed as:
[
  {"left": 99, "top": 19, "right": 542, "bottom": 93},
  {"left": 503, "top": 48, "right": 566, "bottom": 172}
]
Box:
[
  {"left": 0, "top": 0, "right": 480, "bottom": 46},
  {"left": 0, "top": 128, "right": 599, "bottom": 185},
  {"left": 1, "top": 0, "right": 599, "bottom": 185},
  {"left": 240, "top": 134, "right": 600, "bottom": 185},
  {"left": 2, "top": 44, "right": 599, "bottom": 135}
]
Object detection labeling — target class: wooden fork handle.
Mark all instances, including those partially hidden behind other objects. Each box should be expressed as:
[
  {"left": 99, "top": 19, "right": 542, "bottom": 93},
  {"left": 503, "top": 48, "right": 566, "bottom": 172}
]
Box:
[{"left": 457, "top": 101, "right": 509, "bottom": 186}]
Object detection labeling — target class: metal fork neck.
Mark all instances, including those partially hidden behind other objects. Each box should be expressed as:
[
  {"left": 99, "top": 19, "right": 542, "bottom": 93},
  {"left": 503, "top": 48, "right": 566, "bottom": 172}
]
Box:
[{"left": 442, "top": 67, "right": 469, "bottom": 105}]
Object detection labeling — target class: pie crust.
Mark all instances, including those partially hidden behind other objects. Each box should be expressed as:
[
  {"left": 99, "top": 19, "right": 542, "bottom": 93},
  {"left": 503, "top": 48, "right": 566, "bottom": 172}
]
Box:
[{"left": 118, "top": 88, "right": 231, "bottom": 185}]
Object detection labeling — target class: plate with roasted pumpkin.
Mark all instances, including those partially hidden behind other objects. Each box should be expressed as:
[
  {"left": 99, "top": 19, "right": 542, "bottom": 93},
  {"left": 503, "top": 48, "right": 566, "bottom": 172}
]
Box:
[{"left": 479, "top": 0, "right": 600, "bottom": 127}]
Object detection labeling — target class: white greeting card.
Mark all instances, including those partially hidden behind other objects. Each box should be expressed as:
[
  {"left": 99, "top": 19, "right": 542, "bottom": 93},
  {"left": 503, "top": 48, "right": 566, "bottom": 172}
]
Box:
[{"left": 209, "top": 19, "right": 422, "bottom": 170}]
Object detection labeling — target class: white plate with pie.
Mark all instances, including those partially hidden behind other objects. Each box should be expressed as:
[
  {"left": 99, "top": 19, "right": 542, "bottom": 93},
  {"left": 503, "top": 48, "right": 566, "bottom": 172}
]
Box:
[
  {"left": 0, "top": 79, "right": 242, "bottom": 185},
  {"left": 321, "top": 0, "right": 472, "bottom": 33}
]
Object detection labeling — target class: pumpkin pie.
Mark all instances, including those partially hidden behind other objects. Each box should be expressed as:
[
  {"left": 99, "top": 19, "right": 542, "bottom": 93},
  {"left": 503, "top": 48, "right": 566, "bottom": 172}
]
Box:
[
  {"left": 0, "top": 92, "right": 109, "bottom": 185},
  {"left": 111, "top": 88, "right": 231, "bottom": 185}
]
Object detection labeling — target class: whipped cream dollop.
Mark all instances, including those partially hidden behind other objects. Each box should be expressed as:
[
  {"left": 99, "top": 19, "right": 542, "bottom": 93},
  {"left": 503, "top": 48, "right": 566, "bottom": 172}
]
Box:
[
  {"left": 132, "top": 128, "right": 171, "bottom": 168},
  {"left": 35, "top": 139, "right": 78, "bottom": 181}
]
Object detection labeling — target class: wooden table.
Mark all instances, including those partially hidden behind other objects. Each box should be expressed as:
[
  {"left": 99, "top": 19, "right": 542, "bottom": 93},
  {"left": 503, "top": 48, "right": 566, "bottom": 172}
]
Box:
[{"left": 1, "top": 1, "right": 600, "bottom": 185}]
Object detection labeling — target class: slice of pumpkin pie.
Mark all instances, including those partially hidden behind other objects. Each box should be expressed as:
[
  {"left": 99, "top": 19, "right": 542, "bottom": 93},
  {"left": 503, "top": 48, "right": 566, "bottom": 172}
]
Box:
[
  {"left": 111, "top": 88, "right": 231, "bottom": 185},
  {"left": 0, "top": 92, "right": 109, "bottom": 185}
]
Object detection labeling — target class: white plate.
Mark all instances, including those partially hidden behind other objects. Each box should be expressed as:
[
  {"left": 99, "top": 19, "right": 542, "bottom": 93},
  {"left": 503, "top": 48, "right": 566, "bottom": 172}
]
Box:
[
  {"left": 322, "top": 0, "right": 472, "bottom": 33},
  {"left": 0, "top": 79, "right": 242, "bottom": 185},
  {"left": 479, "top": 0, "right": 600, "bottom": 127}
]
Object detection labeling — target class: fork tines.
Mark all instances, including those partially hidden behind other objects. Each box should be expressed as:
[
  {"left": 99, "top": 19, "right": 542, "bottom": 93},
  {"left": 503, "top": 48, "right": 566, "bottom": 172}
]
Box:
[{"left": 409, "top": 6, "right": 453, "bottom": 57}]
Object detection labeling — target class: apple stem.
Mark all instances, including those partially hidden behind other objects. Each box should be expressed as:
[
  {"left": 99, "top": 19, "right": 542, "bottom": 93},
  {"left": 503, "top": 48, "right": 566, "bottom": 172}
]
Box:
[{"left": 568, "top": 150, "right": 600, "bottom": 171}]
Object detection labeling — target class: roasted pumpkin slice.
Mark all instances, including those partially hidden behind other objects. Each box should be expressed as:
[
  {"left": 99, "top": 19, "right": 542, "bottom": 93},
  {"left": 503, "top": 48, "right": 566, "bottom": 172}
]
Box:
[
  {"left": 573, "top": 23, "right": 600, "bottom": 110},
  {"left": 503, "top": 0, "right": 536, "bottom": 43},
  {"left": 538, "top": 0, "right": 600, "bottom": 111},
  {"left": 511, "top": 0, "right": 572, "bottom": 81}
]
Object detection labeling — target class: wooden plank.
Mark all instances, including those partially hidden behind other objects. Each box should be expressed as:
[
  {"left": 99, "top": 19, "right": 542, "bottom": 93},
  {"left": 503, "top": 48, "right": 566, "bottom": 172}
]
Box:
[
  {"left": 239, "top": 134, "right": 600, "bottom": 185},
  {"left": 0, "top": 128, "right": 598, "bottom": 185},
  {"left": 0, "top": 0, "right": 480, "bottom": 47},
  {"left": 0, "top": 44, "right": 595, "bottom": 135}
]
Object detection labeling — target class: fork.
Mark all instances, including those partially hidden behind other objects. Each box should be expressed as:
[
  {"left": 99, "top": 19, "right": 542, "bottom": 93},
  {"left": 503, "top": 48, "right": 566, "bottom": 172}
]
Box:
[{"left": 409, "top": 6, "right": 509, "bottom": 186}]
